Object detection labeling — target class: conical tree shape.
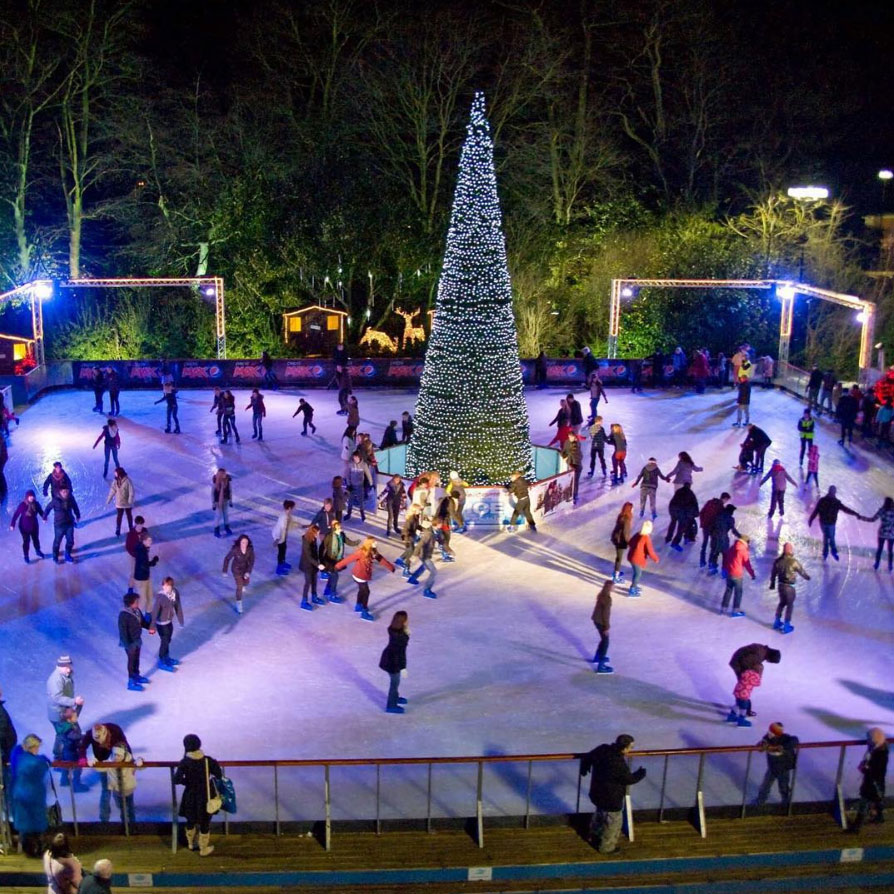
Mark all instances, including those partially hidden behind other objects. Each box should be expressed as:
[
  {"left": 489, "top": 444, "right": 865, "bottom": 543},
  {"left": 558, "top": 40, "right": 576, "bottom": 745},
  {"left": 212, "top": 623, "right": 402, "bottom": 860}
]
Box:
[{"left": 406, "top": 92, "right": 533, "bottom": 486}]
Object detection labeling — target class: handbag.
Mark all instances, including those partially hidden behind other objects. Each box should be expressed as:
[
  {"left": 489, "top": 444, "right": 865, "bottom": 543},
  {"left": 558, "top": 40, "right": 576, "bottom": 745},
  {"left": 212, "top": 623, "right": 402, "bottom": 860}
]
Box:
[
  {"left": 217, "top": 775, "right": 237, "bottom": 814},
  {"left": 47, "top": 771, "right": 63, "bottom": 828},
  {"left": 205, "top": 758, "right": 222, "bottom": 815}
]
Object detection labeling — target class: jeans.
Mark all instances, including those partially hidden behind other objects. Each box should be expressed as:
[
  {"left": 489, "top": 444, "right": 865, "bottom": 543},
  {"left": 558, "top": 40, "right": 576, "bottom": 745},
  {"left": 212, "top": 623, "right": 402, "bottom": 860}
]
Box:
[
  {"left": 302, "top": 413, "right": 315, "bottom": 435},
  {"left": 346, "top": 487, "right": 366, "bottom": 521},
  {"left": 768, "top": 489, "right": 785, "bottom": 517},
  {"left": 355, "top": 580, "right": 370, "bottom": 609},
  {"left": 222, "top": 414, "right": 240, "bottom": 442},
  {"left": 639, "top": 488, "right": 657, "bottom": 515},
  {"left": 594, "top": 623, "right": 609, "bottom": 662},
  {"left": 126, "top": 645, "right": 141, "bottom": 679},
  {"left": 450, "top": 499, "right": 466, "bottom": 529},
  {"left": 736, "top": 403, "right": 750, "bottom": 425},
  {"left": 722, "top": 576, "right": 744, "bottom": 610},
  {"left": 386, "top": 671, "right": 401, "bottom": 709},
  {"left": 699, "top": 528, "right": 710, "bottom": 564},
  {"left": 302, "top": 567, "right": 319, "bottom": 600},
  {"left": 411, "top": 557, "right": 437, "bottom": 587},
  {"left": 277, "top": 542, "right": 288, "bottom": 565},
  {"left": 214, "top": 503, "right": 230, "bottom": 530},
  {"left": 590, "top": 443, "right": 606, "bottom": 475},
  {"left": 19, "top": 527, "right": 42, "bottom": 558},
  {"left": 53, "top": 523, "right": 75, "bottom": 559},
  {"left": 588, "top": 397, "right": 600, "bottom": 421},
  {"left": 93, "top": 388, "right": 104, "bottom": 411},
  {"left": 589, "top": 807, "right": 623, "bottom": 853},
  {"left": 630, "top": 564, "right": 643, "bottom": 588},
  {"left": 708, "top": 533, "right": 729, "bottom": 568},
  {"left": 755, "top": 766, "right": 792, "bottom": 805},
  {"left": 109, "top": 390, "right": 120, "bottom": 416},
  {"left": 103, "top": 443, "right": 119, "bottom": 476},
  {"left": 252, "top": 412, "right": 263, "bottom": 439},
  {"left": 165, "top": 404, "right": 180, "bottom": 431},
  {"left": 157, "top": 623, "right": 173, "bottom": 661},
  {"left": 613, "top": 546, "right": 624, "bottom": 575},
  {"left": 807, "top": 388, "right": 820, "bottom": 411},
  {"left": 820, "top": 522, "right": 838, "bottom": 558},
  {"left": 840, "top": 420, "right": 855, "bottom": 443},
  {"left": 799, "top": 438, "right": 811, "bottom": 463},
  {"left": 570, "top": 465, "right": 581, "bottom": 502},
  {"left": 776, "top": 583, "right": 797, "bottom": 622},
  {"left": 115, "top": 507, "right": 134, "bottom": 534},
  {"left": 323, "top": 569, "right": 340, "bottom": 596},
  {"left": 874, "top": 538, "right": 894, "bottom": 570}
]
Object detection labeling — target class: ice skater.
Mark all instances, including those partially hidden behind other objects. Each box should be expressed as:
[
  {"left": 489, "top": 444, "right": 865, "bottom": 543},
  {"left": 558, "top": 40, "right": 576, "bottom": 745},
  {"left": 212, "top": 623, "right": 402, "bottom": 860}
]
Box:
[
  {"left": 320, "top": 520, "right": 358, "bottom": 603},
  {"left": 626, "top": 520, "right": 658, "bottom": 596},
  {"left": 547, "top": 398, "right": 570, "bottom": 447},
  {"left": 406, "top": 518, "right": 438, "bottom": 597},
  {"left": 210, "top": 387, "right": 224, "bottom": 436},
  {"left": 220, "top": 390, "right": 240, "bottom": 444},
  {"left": 720, "top": 534, "right": 755, "bottom": 617},
  {"left": 587, "top": 415, "right": 608, "bottom": 478},
  {"left": 335, "top": 536, "right": 396, "bottom": 622},
  {"left": 379, "top": 611, "right": 410, "bottom": 714},
  {"left": 447, "top": 471, "right": 468, "bottom": 533},
  {"left": 379, "top": 419, "right": 399, "bottom": 449},
  {"left": 753, "top": 723, "right": 799, "bottom": 807},
  {"left": 298, "top": 524, "right": 326, "bottom": 611},
  {"left": 804, "top": 443, "right": 820, "bottom": 489},
  {"left": 797, "top": 408, "right": 815, "bottom": 465},
  {"left": 707, "top": 503, "right": 740, "bottom": 574},
  {"left": 245, "top": 389, "right": 266, "bottom": 441},
  {"left": 92, "top": 418, "right": 120, "bottom": 478},
  {"left": 124, "top": 516, "right": 147, "bottom": 593},
  {"left": 340, "top": 425, "right": 357, "bottom": 478},
  {"left": 725, "top": 643, "right": 781, "bottom": 727},
  {"left": 91, "top": 367, "right": 106, "bottom": 413},
  {"left": 631, "top": 457, "right": 670, "bottom": 518},
  {"left": 862, "top": 496, "right": 894, "bottom": 572},
  {"left": 769, "top": 542, "right": 810, "bottom": 634},
  {"left": 379, "top": 474, "right": 406, "bottom": 537},
  {"left": 346, "top": 394, "right": 360, "bottom": 429},
  {"left": 42, "top": 462, "right": 73, "bottom": 499},
  {"left": 836, "top": 386, "right": 859, "bottom": 445},
  {"left": 698, "top": 492, "right": 730, "bottom": 568},
  {"left": 401, "top": 411, "right": 414, "bottom": 442},
  {"left": 45, "top": 487, "right": 81, "bottom": 565},
  {"left": 331, "top": 475, "right": 347, "bottom": 522},
  {"left": 733, "top": 376, "right": 752, "bottom": 426},
  {"left": 395, "top": 504, "right": 422, "bottom": 574},
  {"left": 345, "top": 451, "right": 373, "bottom": 522},
  {"left": 150, "top": 577, "right": 184, "bottom": 671},
  {"left": 808, "top": 485, "right": 861, "bottom": 561},
  {"left": 292, "top": 398, "right": 316, "bottom": 435},
  {"left": 561, "top": 429, "right": 584, "bottom": 504},
  {"left": 211, "top": 468, "right": 233, "bottom": 538},
  {"left": 667, "top": 451, "right": 703, "bottom": 491},
  {"left": 609, "top": 502, "right": 633, "bottom": 583},
  {"left": 507, "top": 471, "right": 536, "bottom": 532},
  {"left": 590, "top": 580, "right": 613, "bottom": 674},
  {"left": 585, "top": 371, "right": 608, "bottom": 424},
  {"left": 743, "top": 424, "right": 772, "bottom": 475},
  {"left": 10, "top": 490, "right": 46, "bottom": 563},
  {"left": 433, "top": 496, "right": 455, "bottom": 562},
  {"left": 107, "top": 368, "right": 121, "bottom": 417},
  {"left": 133, "top": 531, "right": 159, "bottom": 613},
  {"left": 118, "top": 594, "right": 152, "bottom": 691},
  {"left": 311, "top": 497, "right": 336, "bottom": 541},
  {"left": 665, "top": 482, "right": 699, "bottom": 551},
  {"left": 760, "top": 459, "right": 796, "bottom": 518},
  {"left": 608, "top": 423, "right": 627, "bottom": 484},
  {"left": 272, "top": 499, "right": 297, "bottom": 575},
  {"left": 106, "top": 467, "right": 136, "bottom": 536},
  {"left": 222, "top": 534, "right": 254, "bottom": 615},
  {"left": 154, "top": 385, "right": 180, "bottom": 434}
]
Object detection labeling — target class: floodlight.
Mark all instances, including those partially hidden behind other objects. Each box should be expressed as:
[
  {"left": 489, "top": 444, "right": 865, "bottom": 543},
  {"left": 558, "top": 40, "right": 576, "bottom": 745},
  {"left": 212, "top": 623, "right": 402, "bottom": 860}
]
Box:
[
  {"left": 620, "top": 286, "right": 634, "bottom": 298},
  {"left": 856, "top": 311, "right": 866, "bottom": 323},
  {"left": 787, "top": 186, "right": 829, "bottom": 200},
  {"left": 879, "top": 170, "right": 893, "bottom": 181},
  {"left": 32, "top": 280, "right": 54, "bottom": 300},
  {"left": 202, "top": 285, "right": 216, "bottom": 297},
  {"left": 777, "top": 284, "right": 796, "bottom": 301}
]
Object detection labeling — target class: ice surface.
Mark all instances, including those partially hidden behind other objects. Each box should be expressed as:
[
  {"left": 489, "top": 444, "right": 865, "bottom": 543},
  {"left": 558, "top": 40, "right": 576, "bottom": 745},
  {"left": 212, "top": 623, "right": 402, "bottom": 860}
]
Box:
[{"left": 0, "top": 382, "right": 891, "bottom": 822}]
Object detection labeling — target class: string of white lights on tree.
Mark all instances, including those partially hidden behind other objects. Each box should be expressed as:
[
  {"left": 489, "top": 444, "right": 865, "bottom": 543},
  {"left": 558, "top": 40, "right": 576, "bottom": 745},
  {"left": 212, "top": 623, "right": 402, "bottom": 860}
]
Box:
[{"left": 406, "top": 91, "right": 534, "bottom": 485}]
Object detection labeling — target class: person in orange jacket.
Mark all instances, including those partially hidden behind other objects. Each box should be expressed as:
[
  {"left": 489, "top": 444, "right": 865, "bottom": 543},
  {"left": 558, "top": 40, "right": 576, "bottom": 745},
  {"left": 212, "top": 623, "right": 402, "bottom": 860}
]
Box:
[
  {"left": 721, "top": 534, "right": 756, "bottom": 618},
  {"left": 626, "top": 520, "right": 659, "bottom": 597}
]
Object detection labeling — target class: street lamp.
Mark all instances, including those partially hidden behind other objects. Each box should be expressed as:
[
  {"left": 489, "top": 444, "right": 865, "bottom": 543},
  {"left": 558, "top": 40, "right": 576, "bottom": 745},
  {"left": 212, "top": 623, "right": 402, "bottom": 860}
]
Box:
[
  {"left": 787, "top": 186, "right": 829, "bottom": 200},
  {"left": 878, "top": 170, "right": 893, "bottom": 207}
]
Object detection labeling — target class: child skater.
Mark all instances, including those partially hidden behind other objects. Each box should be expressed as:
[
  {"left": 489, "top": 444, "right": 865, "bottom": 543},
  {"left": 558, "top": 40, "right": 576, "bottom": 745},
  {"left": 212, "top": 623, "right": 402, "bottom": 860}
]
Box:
[
  {"left": 292, "top": 398, "right": 316, "bottom": 435},
  {"left": 805, "top": 443, "right": 819, "bottom": 489}
]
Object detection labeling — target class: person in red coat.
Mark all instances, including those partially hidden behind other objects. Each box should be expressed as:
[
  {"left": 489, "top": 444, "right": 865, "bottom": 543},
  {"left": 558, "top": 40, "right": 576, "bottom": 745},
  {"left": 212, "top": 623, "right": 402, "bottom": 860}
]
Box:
[
  {"left": 626, "top": 520, "right": 659, "bottom": 597},
  {"left": 335, "top": 536, "right": 395, "bottom": 622},
  {"left": 721, "top": 534, "right": 755, "bottom": 617}
]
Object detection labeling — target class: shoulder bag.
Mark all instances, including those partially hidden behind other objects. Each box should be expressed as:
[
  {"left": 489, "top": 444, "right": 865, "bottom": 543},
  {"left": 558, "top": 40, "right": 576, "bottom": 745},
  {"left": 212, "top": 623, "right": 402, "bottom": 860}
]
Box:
[{"left": 205, "top": 758, "right": 222, "bottom": 815}]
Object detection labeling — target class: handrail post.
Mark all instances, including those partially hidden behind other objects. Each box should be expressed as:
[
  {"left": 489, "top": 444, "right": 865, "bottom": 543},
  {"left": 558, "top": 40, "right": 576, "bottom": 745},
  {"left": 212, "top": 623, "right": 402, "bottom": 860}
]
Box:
[
  {"left": 575, "top": 761, "right": 582, "bottom": 816},
  {"left": 68, "top": 774, "right": 78, "bottom": 838},
  {"left": 524, "top": 760, "right": 532, "bottom": 830},
  {"left": 475, "top": 760, "right": 484, "bottom": 848},
  {"left": 375, "top": 764, "right": 381, "bottom": 836},
  {"left": 426, "top": 763, "right": 432, "bottom": 834},
  {"left": 324, "top": 764, "right": 331, "bottom": 852},
  {"left": 658, "top": 754, "right": 669, "bottom": 823},
  {"left": 834, "top": 744, "right": 848, "bottom": 829},
  {"left": 694, "top": 753, "right": 707, "bottom": 838},
  {"left": 274, "top": 765, "right": 280, "bottom": 838},
  {"left": 740, "top": 750, "right": 753, "bottom": 820},
  {"left": 787, "top": 762, "right": 798, "bottom": 817},
  {"left": 119, "top": 768, "right": 130, "bottom": 837},
  {"left": 170, "top": 767, "right": 178, "bottom": 854}
]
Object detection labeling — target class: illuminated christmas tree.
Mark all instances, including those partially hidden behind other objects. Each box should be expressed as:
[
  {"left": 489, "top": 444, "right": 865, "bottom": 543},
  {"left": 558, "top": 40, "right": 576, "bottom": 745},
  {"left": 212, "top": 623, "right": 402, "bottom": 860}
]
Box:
[{"left": 406, "top": 91, "right": 533, "bottom": 485}]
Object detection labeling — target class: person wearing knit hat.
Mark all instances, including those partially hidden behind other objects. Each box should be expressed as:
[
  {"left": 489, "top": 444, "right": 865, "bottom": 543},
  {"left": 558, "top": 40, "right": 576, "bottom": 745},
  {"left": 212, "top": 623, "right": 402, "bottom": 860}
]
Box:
[
  {"left": 174, "top": 733, "right": 222, "bottom": 856},
  {"left": 849, "top": 727, "right": 889, "bottom": 832},
  {"left": 721, "top": 533, "right": 756, "bottom": 618},
  {"left": 726, "top": 643, "right": 781, "bottom": 727},
  {"left": 46, "top": 656, "right": 86, "bottom": 790},
  {"left": 754, "top": 722, "right": 799, "bottom": 807}
]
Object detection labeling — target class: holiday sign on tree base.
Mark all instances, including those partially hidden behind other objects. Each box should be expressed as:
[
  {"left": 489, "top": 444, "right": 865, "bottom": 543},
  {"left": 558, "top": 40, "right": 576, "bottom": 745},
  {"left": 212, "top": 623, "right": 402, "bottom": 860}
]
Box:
[{"left": 406, "top": 92, "right": 533, "bottom": 485}]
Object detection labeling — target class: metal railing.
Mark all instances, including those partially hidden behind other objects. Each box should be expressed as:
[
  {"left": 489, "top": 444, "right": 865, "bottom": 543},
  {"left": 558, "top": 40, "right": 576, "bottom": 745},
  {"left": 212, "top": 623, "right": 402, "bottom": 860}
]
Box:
[{"left": 2, "top": 736, "right": 886, "bottom": 854}]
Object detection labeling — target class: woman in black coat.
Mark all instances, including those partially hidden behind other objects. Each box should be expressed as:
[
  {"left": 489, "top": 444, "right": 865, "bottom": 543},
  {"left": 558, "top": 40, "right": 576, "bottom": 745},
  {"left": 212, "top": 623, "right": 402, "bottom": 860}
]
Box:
[
  {"left": 379, "top": 611, "right": 409, "bottom": 714},
  {"left": 174, "top": 733, "right": 222, "bottom": 856},
  {"left": 299, "top": 524, "right": 324, "bottom": 611}
]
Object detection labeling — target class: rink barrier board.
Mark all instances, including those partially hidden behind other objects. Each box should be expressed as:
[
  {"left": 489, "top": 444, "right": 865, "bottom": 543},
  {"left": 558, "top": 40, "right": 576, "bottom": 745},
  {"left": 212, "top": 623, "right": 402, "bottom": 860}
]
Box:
[{"left": 0, "top": 847, "right": 892, "bottom": 889}]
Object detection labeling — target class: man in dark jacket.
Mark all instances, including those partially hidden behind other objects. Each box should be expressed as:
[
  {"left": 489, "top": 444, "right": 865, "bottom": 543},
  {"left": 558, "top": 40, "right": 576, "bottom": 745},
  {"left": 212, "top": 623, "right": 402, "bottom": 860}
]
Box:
[
  {"left": 806, "top": 366, "right": 823, "bottom": 412},
  {"left": 507, "top": 472, "right": 536, "bottom": 532},
  {"left": 666, "top": 482, "right": 699, "bottom": 550},
  {"left": 808, "top": 485, "right": 861, "bottom": 561},
  {"left": 580, "top": 734, "right": 647, "bottom": 854},
  {"left": 744, "top": 424, "right": 772, "bottom": 475},
  {"left": 118, "top": 593, "right": 152, "bottom": 692},
  {"left": 708, "top": 504, "right": 740, "bottom": 573},
  {"left": 836, "top": 387, "right": 859, "bottom": 445},
  {"left": 561, "top": 431, "right": 583, "bottom": 504},
  {"left": 566, "top": 392, "right": 584, "bottom": 432},
  {"left": 42, "top": 462, "right": 73, "bottom": 498},
  {"left": 78, "top": 858, "right": 114, "bottom": 893},
  {"left": 850, "top": 727, "right": 889, "bottom": 831},
  {"left": 754, "top": 722, "right": 799, "bottom": 806},
  {"left": 45, "top": 487, "right": 81, "bottom": 564},
  {"left": 699, "top": 492, "right": 730, "bottom": 568}
]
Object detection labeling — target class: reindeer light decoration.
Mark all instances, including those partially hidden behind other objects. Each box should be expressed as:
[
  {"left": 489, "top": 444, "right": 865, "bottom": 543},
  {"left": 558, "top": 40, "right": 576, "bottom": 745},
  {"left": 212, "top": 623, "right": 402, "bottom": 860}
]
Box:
[
  {"left": 359, "top": 327, "right": 398, "bottom": 353},
  {"left": 396, "top": 307, "right": 427, "bottom": 349}
]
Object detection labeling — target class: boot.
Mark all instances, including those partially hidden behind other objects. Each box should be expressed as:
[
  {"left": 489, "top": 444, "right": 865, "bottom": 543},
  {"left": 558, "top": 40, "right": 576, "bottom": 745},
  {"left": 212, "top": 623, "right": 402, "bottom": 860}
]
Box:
[
  {"left": 214, "top": 527, "right": 221, "bottom": 538},
  {"left": 185, "top": 827, "right": 197, "bottom": 851},
  {"left": 772, "top": 617, "right": 783, "bottom": 630},
  {"left": 406, "top": 572, "right": 420, "bottom": 586},
  {"left": 198, "top": 831, "right": 214, "bottom": 856}
]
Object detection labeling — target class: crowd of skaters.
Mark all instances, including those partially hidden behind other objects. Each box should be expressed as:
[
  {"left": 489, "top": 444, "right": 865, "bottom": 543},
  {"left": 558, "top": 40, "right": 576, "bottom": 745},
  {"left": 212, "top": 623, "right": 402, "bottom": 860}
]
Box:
[{"left": 1, "top": 341, "right": 891, "bottom": 863}]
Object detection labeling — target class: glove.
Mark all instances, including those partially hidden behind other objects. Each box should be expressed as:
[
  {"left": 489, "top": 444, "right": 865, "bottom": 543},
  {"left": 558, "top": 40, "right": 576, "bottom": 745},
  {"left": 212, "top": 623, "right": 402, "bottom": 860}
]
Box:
[
  {"left": 400, "top": 668, "right": 408, "bottom": 678},
  {"left": 135, "top": 757, "right": 144, "bottom": 767}
]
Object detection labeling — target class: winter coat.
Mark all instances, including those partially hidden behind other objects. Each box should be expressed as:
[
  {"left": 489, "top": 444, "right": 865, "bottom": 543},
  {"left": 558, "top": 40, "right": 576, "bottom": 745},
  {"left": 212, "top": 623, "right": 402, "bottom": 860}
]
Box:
[
  {"left": 591, "top": 590, "right": 611, "bottom": 628},
  {"left": 248, "top": 394, "right": 266, "bottom": 416},
  {"left": 77, "top": 873, "right": 113, "bottom": 894},
  {"left": 335, "top": 548, "right": 395, "bottom": 582},
  {"left": 152, "top": 587, "right": 184, "bottom": 627},
  {"left": 627, "top": 532, "right": 659, "bottom": 568},
  {"left": 174, "top": 751, "right": 222, "bottom": 825},
  {"left": 723, "top": 539, "right": 754, "bottom": 579},
  {"left": 0, "top": 699, "right": 17, "bottom": 763},
  {"left": 868, "top": 505, "right": 894, "bottom": 540},
  {"left": 311, "top": 507, "right": 336, "bottom": 539},
  {"left": 401, "top": 416, "right": 414, "bottom": 441},
  {"left": 104, "top": 744, "right": 137, "bottom": 795},
  {"left": 94, "top": 424, "right": 120, "bottom": 449},
  {"left": 760, "top": 733, "right": 799, "bottom": 773},
  {"left": 380, "top": 425, "right": 399, "bottom": 449},
  {"left": 729, "top": 643, "right": 772, "bottom": 676},
  {"left": 78, "top": 723, "right": 129, "bottom": 764},
  {"left": 401, "top": 512, "right": 421, "bottom": 545},
  {"left": 11, "top": 499, "right": 45, "bottom": 534},
  {"left": 106, "top": 475, "right": 135, "bottom": 509},
  {"left": 608, "top": 432, "right": 627, "bottom": 454},
  {"left": 610, "top": 515, "right": 632, "bottom": 549},
  {"left": 332, "top": 484, "right": 347, "bottom": 516},
  {"left": 45, "top": 494, "right": 81, "bottom": 527},
  {"left": 271, "top": 511, "right": 296, "bottom": 545},
  {"left": 133, "top": 541, "right": 158, "bottom": 582},
  {"left": 321, "top": 530, "right": 358, "bottom": 570},
  {"left": 733, "top": 668, "right": 762, "bottom": 700},
  {"left": 809, "top": 495, "right": 858, "bottom": 527},
  {"left": 340, "top": 435, "right": 356, "bottom": 463},
  {"left": 347, "top": 403, "right": 360, "bottom": 428},
  {"left": 633, "top": 461, "right": 665, "bottom": 490},
  {"left": 46, "top": 670, "right": 77, "bottom": 722},
  {"left": 747, "top": 426, "right": 772, "bottom": 449},
  {"left": 770, "top": 554, "right": 809, "bottom": 588},
  {"left": 760, "top": 464, "right": 796, "bottom": 492},
  {"left": 699, "top": 497, "right": 724, "bottom": 532},
  {"left": 346, "top": 460, "right": 372, "bottom": 491},
  {"left": 859, "top": 744, "right": 889, "bottom": 800},
  {"left": 561, "top": 437, "right": 583, "bottom": 468},
  {"left": 797, "top": 416, "right": 815, "bottom": 440},
  {"left": 549, "top": 406, "right": 569, "bottom": 428},
  {"left": 211, "top": 474, "right": 232, "bottom": 508},
  {"left": 447, "top": 479, "right": 468, "bottom": 505},
  {"left": 589, "top": 424, "right": 607, "bottom": 449},
  {"left": 711, "top": 507, "right": 738, "bottom": 541},
  {"left": 580, "top": 743, "right": 646, "bottom": 811},
  {"left": 667, "top": 460, "right": 703, "bottom": 486},
  {"left": 836, "top": 394, "right": 858, "bottom": 423},
  {"left": 9, "top": 745, "right": 49, "bottom": 835},
  {"left": 380, "top": 480, "right": 407, "bottom": 508},
  {"left": 508, "top": 478, "right": 531, "bottom": 500},
  {"left": 567, "top": 398, "right": 583, "bottom": 426},
  {"left": 668, "top": 487, "right": 699, "bottom": 518},
  {"left": 588, "top": 374, "right": 607, "bottom": 400},
  {"left": 299, "top": 537, "right": 322, "bottom": 572},
  {"left": 378, "top": 629, "right": 409, "bottom": 674},
  {"left": 222, "top": 542, "right": 255, "bottom": 578},
  {"left": 118, "top": 605, "right": 150, "bottom": 649},
  {"left": 42, "top": 470, "right": 73, "bottom": 498}
]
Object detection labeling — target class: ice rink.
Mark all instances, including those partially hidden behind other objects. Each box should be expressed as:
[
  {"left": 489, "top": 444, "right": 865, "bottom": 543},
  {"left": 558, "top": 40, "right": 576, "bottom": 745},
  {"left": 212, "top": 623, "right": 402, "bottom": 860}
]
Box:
[{"left": 1, "top": 381, "right": 892, "bottom": 823}]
